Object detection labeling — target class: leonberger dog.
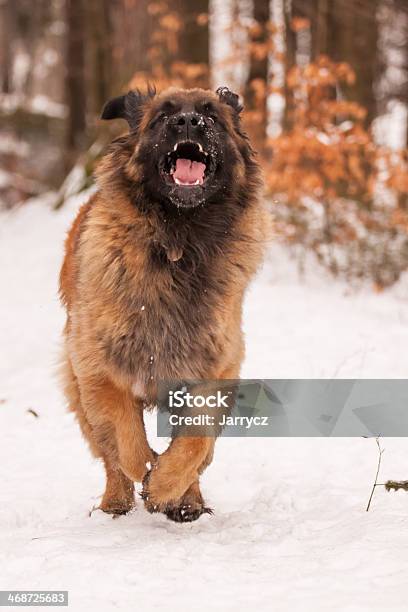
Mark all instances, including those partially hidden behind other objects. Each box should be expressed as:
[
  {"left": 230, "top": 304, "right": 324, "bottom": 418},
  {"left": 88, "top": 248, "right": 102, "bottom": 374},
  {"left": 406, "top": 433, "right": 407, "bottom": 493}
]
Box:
[{"left": 59, "top": 86, "right": 268, "bottom": 522}]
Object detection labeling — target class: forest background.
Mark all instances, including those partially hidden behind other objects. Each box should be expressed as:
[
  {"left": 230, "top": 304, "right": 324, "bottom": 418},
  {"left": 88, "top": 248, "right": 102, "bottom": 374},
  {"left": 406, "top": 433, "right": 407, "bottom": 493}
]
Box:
[{"left": 1, "top": 0, "right": 408, "bottom": 287}]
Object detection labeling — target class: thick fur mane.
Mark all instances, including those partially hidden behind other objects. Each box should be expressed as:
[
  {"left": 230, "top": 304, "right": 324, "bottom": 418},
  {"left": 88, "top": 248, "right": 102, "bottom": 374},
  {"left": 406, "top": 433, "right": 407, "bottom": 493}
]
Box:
[{"left": 58, "top": 86, "right": 269, "bottom": 522}]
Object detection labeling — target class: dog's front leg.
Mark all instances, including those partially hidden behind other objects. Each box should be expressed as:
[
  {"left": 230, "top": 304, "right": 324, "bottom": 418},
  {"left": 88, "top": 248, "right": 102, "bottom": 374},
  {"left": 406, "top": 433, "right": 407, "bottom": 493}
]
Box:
[
  {"left": 79, "top": 376, "right": 156, "bottom": 483},
  {"left": 141, "top": 361, "right": 241, "bottom": 521},
  {"left": 142, "top": 436, "right": 214, "bottom": 520}
]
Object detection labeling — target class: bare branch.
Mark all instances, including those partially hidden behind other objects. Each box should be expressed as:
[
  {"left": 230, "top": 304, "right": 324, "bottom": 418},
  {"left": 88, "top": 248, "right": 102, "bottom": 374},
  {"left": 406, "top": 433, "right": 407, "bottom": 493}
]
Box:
[{"left": 366, "top": 437, "right": 385, "bottom": 512}]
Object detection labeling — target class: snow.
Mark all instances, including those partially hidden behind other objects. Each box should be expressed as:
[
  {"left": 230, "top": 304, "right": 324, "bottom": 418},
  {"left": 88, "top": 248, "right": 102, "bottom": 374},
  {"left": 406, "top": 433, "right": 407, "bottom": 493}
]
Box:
[
  {"left": 29, "top": 95, "right": 67, "bottom": 119},
  {"left": 373, "top": 99, "right": 408, "bottom": 150},
  {"left": 1, "top": 194, "right": 408, "bottom": 611}
]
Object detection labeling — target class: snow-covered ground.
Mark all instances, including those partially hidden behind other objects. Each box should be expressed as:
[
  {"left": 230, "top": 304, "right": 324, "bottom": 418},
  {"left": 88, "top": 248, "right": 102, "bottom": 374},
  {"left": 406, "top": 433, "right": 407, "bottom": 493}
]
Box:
[{"left": 1, "top": 195, "right": 408, "bottom": 612}]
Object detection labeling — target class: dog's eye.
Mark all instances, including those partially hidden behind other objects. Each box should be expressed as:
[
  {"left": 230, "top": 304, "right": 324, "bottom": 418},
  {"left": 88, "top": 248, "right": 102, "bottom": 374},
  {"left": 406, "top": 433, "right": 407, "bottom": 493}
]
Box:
[
  {"left": 149, "top": 113, "right": 166, "bottom": 129},
  {"left": 202, "top": 103, "right": 218, "bottom": 124}
]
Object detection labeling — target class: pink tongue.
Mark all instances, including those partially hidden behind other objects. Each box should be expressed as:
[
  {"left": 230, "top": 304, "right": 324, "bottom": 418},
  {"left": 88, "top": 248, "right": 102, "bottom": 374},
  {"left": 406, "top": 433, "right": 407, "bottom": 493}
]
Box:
[{"left": 173, "top": 158, "right": 206, "bottom": 185}]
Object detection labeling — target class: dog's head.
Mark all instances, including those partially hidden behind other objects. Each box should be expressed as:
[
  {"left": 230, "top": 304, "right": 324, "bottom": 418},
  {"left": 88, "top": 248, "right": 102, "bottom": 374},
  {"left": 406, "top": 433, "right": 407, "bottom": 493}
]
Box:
[{"left": 100, "top": 86, "right": 256, "bottom": 209}]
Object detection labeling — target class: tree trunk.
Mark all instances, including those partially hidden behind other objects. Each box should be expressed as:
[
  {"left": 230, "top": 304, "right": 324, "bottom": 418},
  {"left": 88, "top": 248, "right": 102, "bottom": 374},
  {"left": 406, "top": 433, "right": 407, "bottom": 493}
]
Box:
[
  {"left": 65, "top": 0, "right": 87, "bottom": 159},
  {"left": 327, "top": 0, "right": 378, "bottom": 125},
  {"left": 0, "top": 0, "right": 13, "bottom": 93},
  {"left": 313, "top": 0, "right": 329, "bottom": 57},
  {"left": 268, "top": 0, "right": 286, "bottom": 138},
  {"left": 176, "top": 0, "right": 209, "bottom": 88},
  {"left": 244, "top": 0, "right": 269, "bottom": 147},
  {"left": 86, "top": 0, "right": 113, "bottom": 115},
  {"left": 111, "top": 0, "right": 154, "bottom": 87},
  {"left": 284, "top": 0, "right": 296, "bottom": 129}
]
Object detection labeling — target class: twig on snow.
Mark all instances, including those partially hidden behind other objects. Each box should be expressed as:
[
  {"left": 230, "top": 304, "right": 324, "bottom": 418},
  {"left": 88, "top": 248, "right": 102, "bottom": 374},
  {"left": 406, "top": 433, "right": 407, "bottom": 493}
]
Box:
[{"left": 366, "top": 437, "right": 385, "bottom": 512}]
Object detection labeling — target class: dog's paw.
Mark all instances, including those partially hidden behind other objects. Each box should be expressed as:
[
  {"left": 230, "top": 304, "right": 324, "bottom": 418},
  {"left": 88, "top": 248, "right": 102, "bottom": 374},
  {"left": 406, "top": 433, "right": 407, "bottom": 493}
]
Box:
[
  {"left": 140, "top": 465, "right": 182, "bottom": 512},
  {"left": 165, "top": 503, "right": 213, "bottom": 523},
  {"left": 141, "top": 470, "right": 213, "bottom": 522},
  {"left": 97, "top": 497, "right": 135, "bottom": 516}
]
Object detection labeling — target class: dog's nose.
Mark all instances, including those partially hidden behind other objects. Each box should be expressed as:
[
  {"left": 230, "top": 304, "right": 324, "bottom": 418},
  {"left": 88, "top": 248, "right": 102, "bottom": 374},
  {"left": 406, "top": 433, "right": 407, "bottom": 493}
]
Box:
[{"left": 168, "top": 112, "right": 205, "bottom": 137}]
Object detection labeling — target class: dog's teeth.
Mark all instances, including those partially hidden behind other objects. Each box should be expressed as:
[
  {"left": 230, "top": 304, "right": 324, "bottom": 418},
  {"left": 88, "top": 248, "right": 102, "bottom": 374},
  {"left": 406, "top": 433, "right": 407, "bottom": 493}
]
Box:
[
  {"left": 194, "top": 179, "right": 200, "bottom": 185},
  {"left": 173, "top": 144, "right": 178, "bottom": 151},
  {"left": 175, "top": 178, "right": 182, "bottom": 185},
  {"left": 198, "top": 144, "right": 203, "bottom": 153}
]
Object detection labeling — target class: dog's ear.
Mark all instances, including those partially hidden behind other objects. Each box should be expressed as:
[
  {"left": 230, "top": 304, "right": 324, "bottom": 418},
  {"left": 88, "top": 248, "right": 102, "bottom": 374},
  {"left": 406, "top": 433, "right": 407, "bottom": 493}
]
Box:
[
  {"left": 101, "top": 94, "right": 127, "bottom": 121},
  {"left": 216, "top": 86, "right": 243, "bottom": 114},
  {"left": 101, "top": 87, "right": 156, "bottom": 130}
]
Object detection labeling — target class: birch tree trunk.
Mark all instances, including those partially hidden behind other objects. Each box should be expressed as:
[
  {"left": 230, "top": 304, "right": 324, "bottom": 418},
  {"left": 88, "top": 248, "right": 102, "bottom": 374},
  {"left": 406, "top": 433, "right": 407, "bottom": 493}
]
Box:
[
  {"left": 375, "top": 0, "right": 408, "bottom": 147},
  {"left": 209, "top": 0, "right": 251, "bottom": 94},
  {"left": 267, "top": 0, "right": 286, "bottom": 138}
]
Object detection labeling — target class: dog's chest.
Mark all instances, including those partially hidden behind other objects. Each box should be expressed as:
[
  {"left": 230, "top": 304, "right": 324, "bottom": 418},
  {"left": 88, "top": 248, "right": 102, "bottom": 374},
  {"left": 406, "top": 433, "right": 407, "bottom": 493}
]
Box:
[{"left": 102, "top": 249, "right": 227, "bottom": 383}]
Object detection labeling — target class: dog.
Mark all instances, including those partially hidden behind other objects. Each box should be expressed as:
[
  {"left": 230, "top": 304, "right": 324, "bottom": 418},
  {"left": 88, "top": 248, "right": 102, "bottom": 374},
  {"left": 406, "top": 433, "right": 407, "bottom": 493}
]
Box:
[{"left": 59, "top": 86, "right": 268, "bottom": 522}]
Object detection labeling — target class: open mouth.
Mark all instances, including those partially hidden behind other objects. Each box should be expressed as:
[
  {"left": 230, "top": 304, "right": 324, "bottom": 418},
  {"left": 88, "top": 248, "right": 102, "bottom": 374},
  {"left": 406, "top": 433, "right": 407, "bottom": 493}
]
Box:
[{"left": 161, "top": 141, "right": 211, "bottom": 187}]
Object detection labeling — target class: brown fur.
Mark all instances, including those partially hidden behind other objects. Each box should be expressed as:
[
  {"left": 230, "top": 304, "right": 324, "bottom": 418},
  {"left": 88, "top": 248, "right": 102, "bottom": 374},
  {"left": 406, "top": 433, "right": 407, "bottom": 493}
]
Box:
[{"left": 59, "top": 87, "right": 269, "bottom": 521}]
